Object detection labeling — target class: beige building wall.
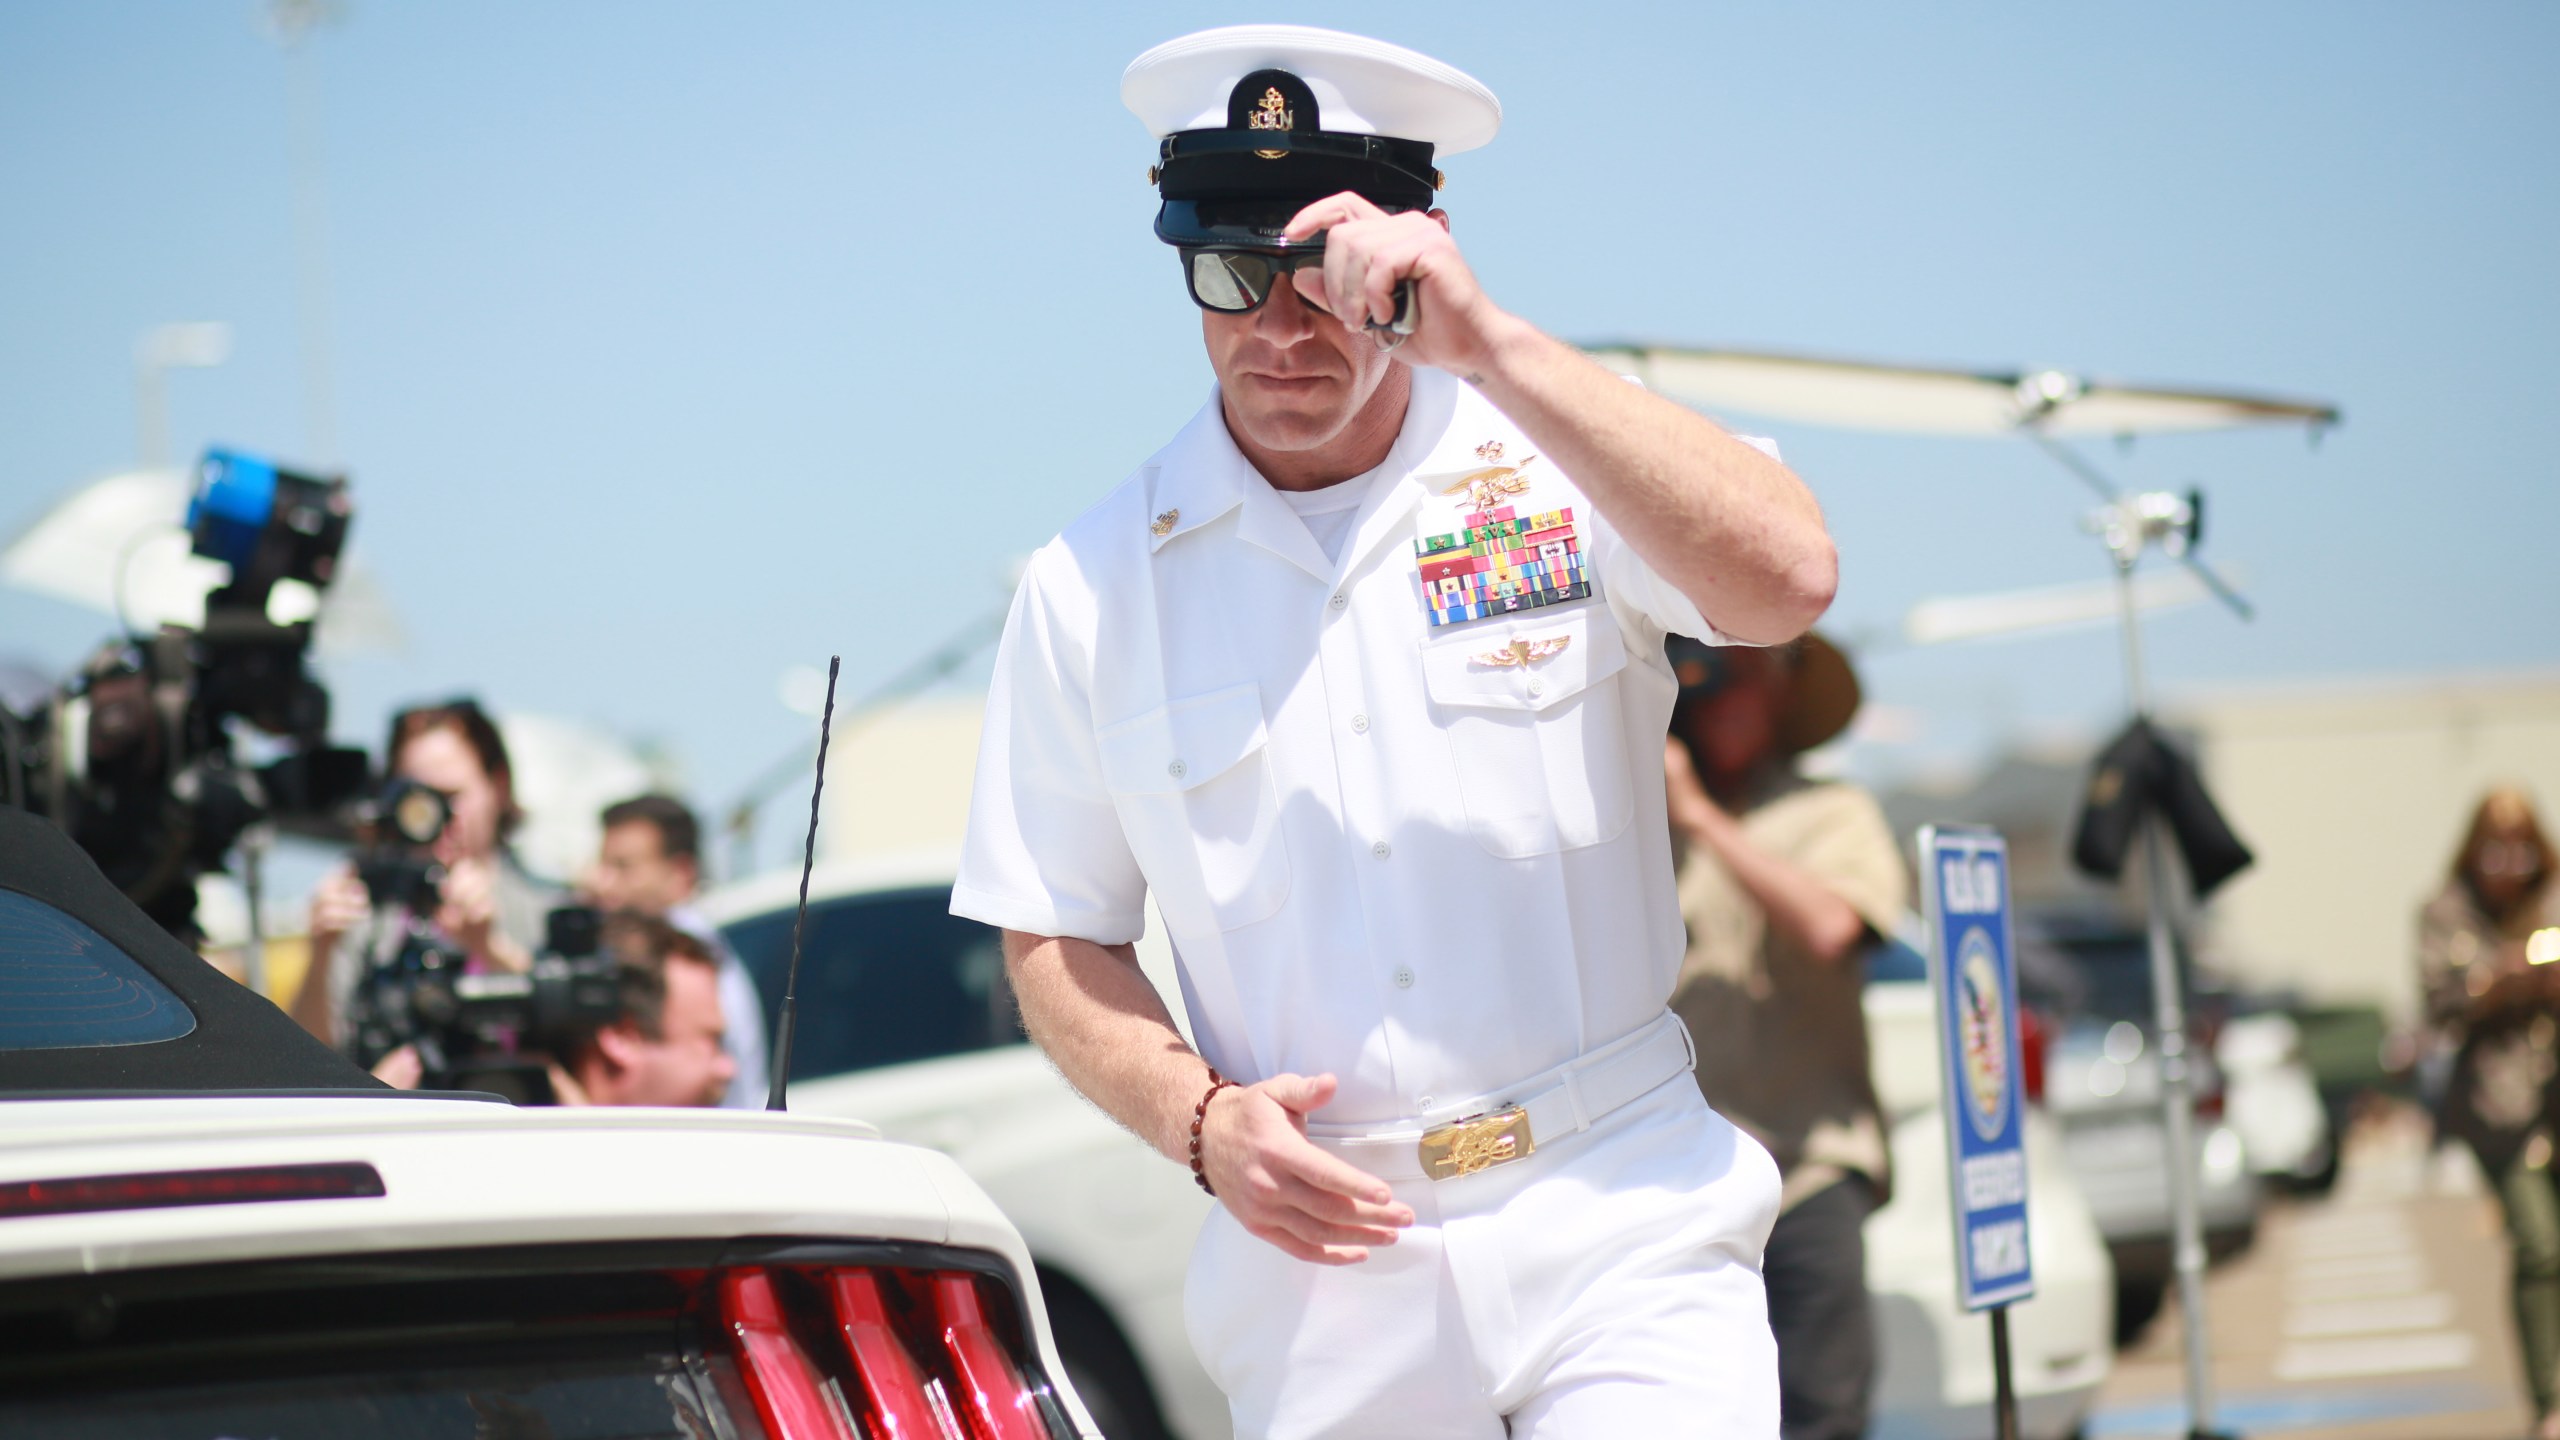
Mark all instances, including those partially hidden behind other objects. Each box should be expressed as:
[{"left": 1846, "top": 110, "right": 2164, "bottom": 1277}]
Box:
[
  {"left": 813, "top": 695, "right": 986, "bottom": 864},
  {"left": 2173, "top": 669, "right": 2560, "bottom": 1024}
]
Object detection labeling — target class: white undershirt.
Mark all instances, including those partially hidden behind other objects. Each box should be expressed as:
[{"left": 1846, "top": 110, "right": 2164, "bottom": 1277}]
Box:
[{"left": 1275, "top": 471, "right": 1380, "bottom": 566}]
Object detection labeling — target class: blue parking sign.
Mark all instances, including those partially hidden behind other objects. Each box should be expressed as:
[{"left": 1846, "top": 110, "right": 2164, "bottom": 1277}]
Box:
[{"left": 1919, "top": 826, "right": 2034, "bottom": 1311}]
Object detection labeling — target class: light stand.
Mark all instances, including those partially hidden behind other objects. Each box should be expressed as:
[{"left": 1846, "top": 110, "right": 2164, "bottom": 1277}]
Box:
[{"left": 2084, "top": 476, "right": 2242, "bottom": 1440}]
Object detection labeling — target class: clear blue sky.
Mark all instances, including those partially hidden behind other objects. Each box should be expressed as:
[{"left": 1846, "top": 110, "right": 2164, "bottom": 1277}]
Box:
[{"left": 5, "top": 3, "right": 2555, "bottom": 873}]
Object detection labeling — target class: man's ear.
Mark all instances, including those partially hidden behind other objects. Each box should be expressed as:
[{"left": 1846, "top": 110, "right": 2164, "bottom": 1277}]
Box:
[
  {"left": 672, "top": 854, "right": 699, "bottom": 897},
  {"left": 1429, "top": 208, "right": 1451, "bottom": 233},
  {"left": 591, "top": 1022, "right": 646, "bottom": 1073}
]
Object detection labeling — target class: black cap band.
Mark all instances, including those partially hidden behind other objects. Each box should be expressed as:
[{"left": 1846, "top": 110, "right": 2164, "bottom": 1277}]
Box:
[{"left": 1151, "top": 67, "right": 1438, "bottom": 245}]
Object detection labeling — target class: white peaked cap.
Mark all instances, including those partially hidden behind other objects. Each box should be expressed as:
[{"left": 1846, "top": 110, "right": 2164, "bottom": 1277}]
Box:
[{"left": 1122, "top": 24, "right": 1502, "bottom": 155}]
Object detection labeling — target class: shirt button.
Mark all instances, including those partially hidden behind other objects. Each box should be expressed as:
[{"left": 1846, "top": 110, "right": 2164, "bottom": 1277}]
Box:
[
  {"left": 1417, "top": 1095, "right": 1436, "bottom": 1111},
  {"left": 1167, "top": 760, "right": 1186, "bottom": 779},
  {"left": 1329, "top": 592, "right": 1349, "bottom": 611},
  {"left": 1393, "top": 966, "right": 1415, "bottom": 989},
  {"left": 1371, "top": 840, "right": 1392, "bottom": 860},
  {"left": 1527, "top": 678, "right": 1547, "bottom": 698},
  {"left": 1350, "top": 713, "right": 1370, "bottom": 734}
]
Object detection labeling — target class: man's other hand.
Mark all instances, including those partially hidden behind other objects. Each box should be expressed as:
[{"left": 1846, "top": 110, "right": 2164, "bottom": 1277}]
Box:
[{"left": 1201, "top": 1071, "right": 1415, "bottom": 1265}]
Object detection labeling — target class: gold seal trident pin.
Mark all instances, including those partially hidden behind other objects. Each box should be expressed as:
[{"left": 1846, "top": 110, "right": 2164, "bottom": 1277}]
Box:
[{"left": 1442, "top": 453, "right": 1539, "bottom": 514}]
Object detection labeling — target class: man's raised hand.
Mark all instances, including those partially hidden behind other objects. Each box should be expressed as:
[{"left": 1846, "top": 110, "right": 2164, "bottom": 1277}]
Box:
[{"left": 1282, "top": 192, "right": 1517, "bottom": 380}]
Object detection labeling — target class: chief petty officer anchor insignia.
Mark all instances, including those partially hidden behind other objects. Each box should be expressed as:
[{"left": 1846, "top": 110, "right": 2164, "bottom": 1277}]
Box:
[{"left": 1413, "top": 440, "right": 1595, "bottom": 630}]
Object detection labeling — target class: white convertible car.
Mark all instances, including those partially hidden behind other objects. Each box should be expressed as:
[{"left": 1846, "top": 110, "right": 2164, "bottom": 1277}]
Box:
[
  {"left": 706, "top": 853, "right": 2117, "bottom": 1440},
  {"left": 0, "top": 806, "right": 1098, "bottom": 1440}
]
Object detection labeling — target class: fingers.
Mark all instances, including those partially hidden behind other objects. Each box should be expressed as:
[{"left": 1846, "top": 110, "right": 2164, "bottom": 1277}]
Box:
[
  {"left": 1281, "top": 191, "right": 1386, "bottom": 243},
  {"left": 1261, "top": 1070, "right": 1338, "bottom": 1118}
]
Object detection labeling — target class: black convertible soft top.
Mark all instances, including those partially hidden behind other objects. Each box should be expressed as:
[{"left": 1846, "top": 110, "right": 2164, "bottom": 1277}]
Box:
[{"left": 0, "top": 805, "right": 382, "bottom": 1094}]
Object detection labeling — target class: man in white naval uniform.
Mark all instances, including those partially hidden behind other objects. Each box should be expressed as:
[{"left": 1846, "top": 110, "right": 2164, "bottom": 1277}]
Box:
[{"left": 953, "top": 25, "right": 1838, "bottom": 1439}]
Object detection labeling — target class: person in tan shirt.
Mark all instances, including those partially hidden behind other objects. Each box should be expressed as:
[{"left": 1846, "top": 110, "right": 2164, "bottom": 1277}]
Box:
[{"left": 1665, "top": 631, "right": 1906, "bottom": 1440}]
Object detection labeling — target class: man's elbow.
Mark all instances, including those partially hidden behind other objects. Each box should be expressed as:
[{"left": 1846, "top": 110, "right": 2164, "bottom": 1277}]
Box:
[
  {"left": 1778, "top": 536, "right": 1839, "bottom": 639},
  {"left": 1709, "top": 536, "right": 1837, "bottom": 646}
]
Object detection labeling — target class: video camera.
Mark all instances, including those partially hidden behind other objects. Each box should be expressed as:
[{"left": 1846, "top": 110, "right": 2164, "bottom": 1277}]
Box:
[
  {"left": 0, "top": 449, "right": 372, "bottom": 941},
  {"left": 343, "top": 789, "right": 625, "bottom": 1104}
]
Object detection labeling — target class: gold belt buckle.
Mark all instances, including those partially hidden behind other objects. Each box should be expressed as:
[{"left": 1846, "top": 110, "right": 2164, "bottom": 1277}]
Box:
[{"left": 1417, "top": 1107, "right": 1536, "bottom": 1181}]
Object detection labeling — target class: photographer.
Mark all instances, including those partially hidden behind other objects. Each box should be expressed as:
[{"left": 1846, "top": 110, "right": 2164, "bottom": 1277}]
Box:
[
  {"left": 551, "top": 913, "right": 736, "bottom": 1108},
  {"left": 1663, "top": 633, "right": 1904, "bottom": 1440},
  {"left": 583, "top": 793, "right": 768, "bottom": 1108},
  {"left": 294, "top": 699, "right": 563, "bottom": 1048}
]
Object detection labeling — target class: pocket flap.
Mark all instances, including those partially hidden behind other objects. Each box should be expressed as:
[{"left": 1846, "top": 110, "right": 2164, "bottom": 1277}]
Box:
[
  {"left": 1095, "top": 683, "right": 1269, "bottom": 795},
  {"left": 1419, "top": 607, "right": 1627, "bottom": 713}
]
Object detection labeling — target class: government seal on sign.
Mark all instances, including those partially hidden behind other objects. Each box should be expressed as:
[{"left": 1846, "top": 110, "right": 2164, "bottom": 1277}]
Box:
[{"left": 1956, "top": 926, "right": 2010, "bottom": 1142}]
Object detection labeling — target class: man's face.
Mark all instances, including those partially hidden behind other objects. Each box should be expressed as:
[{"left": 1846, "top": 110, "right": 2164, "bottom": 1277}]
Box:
[
  {"left": 1675, "top": 649, "right": 1790, "bottom": 780},
  {"left": 604, "top": 957, "right": 734, "bottom": 1107},
  {"left": 589, "top": 821, "right": 696, "bottom": 917},
  {"left": 1200, "top": 254, "right": 1402, "bottom": 459}
]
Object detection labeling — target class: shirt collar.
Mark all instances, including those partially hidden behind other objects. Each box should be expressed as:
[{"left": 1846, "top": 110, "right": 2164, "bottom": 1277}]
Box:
[{"left": 1144, "top": 368, "right": 1483, "bottom": 582}]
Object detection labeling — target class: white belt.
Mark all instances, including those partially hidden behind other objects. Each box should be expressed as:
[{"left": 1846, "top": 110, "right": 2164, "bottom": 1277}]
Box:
[{"left": 1304, "top": 1012, "right": 1697, "bottom": 1182}]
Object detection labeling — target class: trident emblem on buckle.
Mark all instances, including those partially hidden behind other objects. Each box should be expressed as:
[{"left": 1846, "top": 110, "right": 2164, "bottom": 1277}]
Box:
[{"left": 1417, "top": 1108, "right": 1536, "bottom": 1181}]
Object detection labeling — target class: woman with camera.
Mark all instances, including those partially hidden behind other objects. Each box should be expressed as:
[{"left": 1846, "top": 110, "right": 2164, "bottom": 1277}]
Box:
[
  {"left": 292, "top": 699, "right": 563, "bottom": 1061},
  {"left": 2422, "top": 786, "right": 2560, "bottom": 1439}
]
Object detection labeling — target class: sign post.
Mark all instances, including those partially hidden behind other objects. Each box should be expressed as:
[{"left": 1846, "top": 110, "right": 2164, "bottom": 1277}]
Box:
[{"left": 1919, "top": 825, "right": 2032, "bottom": 1440}]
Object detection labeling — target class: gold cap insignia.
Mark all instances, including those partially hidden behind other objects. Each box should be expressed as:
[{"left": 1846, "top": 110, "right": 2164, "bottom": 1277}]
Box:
[
  {"left": 1150, "top": 509, "right": 1180, "bottom": 537},
  {"left": 1247, "top": 86, "right": 1292, "bottom": 132}
]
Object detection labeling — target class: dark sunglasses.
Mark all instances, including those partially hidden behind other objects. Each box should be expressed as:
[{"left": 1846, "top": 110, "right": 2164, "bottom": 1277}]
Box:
[
  {"left": 1178, "top": 245, "right": 1422, "bottom": 346},
  {"left": 1179, "top": 247, "right": 1331, "bottom": 315}
]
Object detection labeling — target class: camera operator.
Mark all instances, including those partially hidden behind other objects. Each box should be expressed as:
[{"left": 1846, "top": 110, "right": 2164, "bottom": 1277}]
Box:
[
  {"left": 368, "top": 912, "right": 735, "bottom": 1107},
  {"left": 582, "top": 793, "right": 768, "bottom": 1108},
  {"left": 293, "top": 699, "right": 563, "bottom": 1048},
  {"left": 550, "top": 913, "right": 736, "bottom": 1108}
]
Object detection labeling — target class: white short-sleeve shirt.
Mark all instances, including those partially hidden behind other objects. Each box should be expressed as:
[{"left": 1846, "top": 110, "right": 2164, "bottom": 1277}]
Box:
[{"left": 954, "top": 367, "right": 1762, "bottom": 1124}]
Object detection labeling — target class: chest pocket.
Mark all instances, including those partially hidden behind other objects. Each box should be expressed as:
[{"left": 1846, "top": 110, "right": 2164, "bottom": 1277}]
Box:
[
  {"left": 1419, "top": 606, "right": 1634, "bottom": 859},
  {"left": 1094, "top": 682, "right": 1290, "bottom": 934}
]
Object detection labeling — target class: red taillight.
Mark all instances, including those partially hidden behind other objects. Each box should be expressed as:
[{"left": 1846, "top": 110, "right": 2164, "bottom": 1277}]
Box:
[
  {"left": 828, "top": 1269, "right": 952, "bottom": 1440},
  {"left": 932, "top": 1271, "right": 1050, "bottom": 1440},
  {"left": 0, "top": 1162, "right": 385, "bottom": 1219},
  {"left": 722, "top": 1265, "right": 1060, "bottom": 1440},
  {"left": 2018, "top": 1008, "right": 2048, "bottom": 1106},
  {"left": 722, "top": 1269, "right": 857, "bottom": 1440}
]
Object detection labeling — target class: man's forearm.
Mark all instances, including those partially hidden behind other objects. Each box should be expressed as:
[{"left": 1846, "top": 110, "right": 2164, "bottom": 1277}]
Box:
[
  {"left": 1687, "top": 812, "right": 1870, "bottom": 966},
  {"left": 1002, "top": 929, "right": 1211, "bottom": 1164},
  {"left": 1459, "top": 317, "right": 1837, "bottom": 645}
]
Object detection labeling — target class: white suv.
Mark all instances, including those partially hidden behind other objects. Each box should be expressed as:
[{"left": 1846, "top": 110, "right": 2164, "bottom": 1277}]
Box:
[{"left": 0, "top": 808, "right": 1097, "bottom": 1440}]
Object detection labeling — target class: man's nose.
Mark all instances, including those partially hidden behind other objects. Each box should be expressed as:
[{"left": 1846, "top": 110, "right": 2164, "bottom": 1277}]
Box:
[{"left": 1251, "top": 272, "right": 1321, "bottom": 343}]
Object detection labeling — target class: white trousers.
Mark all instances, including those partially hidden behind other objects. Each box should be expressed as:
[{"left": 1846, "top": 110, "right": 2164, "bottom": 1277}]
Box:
[{"left": 1183, "top": 1077, "right": 1784, "bottom": 1439}]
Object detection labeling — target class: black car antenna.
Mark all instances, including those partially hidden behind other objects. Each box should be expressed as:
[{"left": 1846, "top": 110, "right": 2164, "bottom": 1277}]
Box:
[{"left": 766, "top": 654, "right": 840, "bottom": 1112}]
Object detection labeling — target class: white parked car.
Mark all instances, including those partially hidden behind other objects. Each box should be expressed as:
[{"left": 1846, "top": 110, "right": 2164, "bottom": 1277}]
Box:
[
  {"left": 0, "top": 807, "right": 1097, "bottom": 1440},
  {"left": 704, "top": 850, "right": 1223, "bottom": 1440},
  {"left": 707, "top": 857, "right": 2117, "bottom": 1440}
]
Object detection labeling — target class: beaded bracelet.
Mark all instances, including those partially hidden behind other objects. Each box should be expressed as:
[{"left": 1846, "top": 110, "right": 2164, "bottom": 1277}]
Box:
[{"left": 1188, "top": 1068, "right": 1239, "bottom": 1196}]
